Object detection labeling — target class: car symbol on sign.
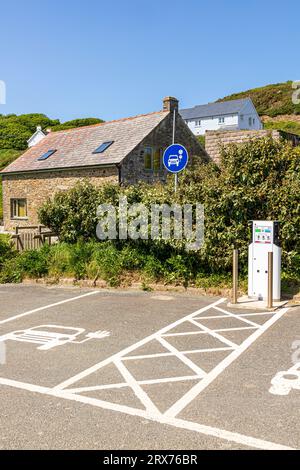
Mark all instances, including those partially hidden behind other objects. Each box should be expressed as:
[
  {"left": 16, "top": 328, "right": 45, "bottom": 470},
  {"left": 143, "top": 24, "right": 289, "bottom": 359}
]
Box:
[{"left": 168, "top": 155, "right": 180, "bottom": 167}]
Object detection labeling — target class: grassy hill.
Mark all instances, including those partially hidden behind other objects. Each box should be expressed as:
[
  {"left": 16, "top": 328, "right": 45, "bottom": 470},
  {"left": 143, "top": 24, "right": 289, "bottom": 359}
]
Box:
[{"left": 218, "top": 81, "right": 300, "bottom": 135}]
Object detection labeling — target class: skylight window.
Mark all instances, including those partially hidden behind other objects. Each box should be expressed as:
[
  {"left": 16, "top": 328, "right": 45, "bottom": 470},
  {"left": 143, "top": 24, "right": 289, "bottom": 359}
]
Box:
[
  {"left": 37, "top": 149, "right": 56, "bottom": 161},
  {"left": 92, "top": 141, "right": 114, "bottom": 154}
]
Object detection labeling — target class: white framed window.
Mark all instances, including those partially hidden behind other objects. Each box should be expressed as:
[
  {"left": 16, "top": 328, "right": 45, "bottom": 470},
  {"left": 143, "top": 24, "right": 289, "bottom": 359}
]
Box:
[
  {"left": 195, "top": 120, "right": 202, "bottom": 127},
  {"left": 218, "top": 117, "right": 225, "bottom": 124},
  {"left": 10, "top": 198, "right": 27, "bottom": 219},
  {"left": 248, "top": 117, "right": 252, "bottom": 126}
]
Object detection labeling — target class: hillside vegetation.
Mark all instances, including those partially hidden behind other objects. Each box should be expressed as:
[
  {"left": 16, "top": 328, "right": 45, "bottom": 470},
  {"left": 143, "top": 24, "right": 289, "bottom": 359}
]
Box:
[
  {"left": 218, "top": 81, "right": 300, "bottom": 117},
  {"left": 0, "top": 113, "right": 104, "bottom": 151},
  {"left": 218, "top": 81, "right": 300, "bottom": 136}
]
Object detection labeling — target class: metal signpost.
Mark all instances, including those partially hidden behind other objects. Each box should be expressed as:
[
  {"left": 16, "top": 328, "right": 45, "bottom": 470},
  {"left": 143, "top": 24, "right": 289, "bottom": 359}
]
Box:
[
  {"left": 163, "top": 145, "right": 189, "bottom": 193},
  {"left": 162, "top": 109, "right": 189, "bottom": 192}
]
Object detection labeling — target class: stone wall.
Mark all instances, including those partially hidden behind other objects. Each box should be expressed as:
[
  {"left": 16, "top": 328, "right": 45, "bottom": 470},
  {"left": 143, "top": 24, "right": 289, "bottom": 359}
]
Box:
[
  {"left": 2, "top": 166, "right": 118, "bottom": 231},
  {"left": 205, "top": 129, "right": 284, "bottom": 164},
  {"left": 121, "top": 113, "right": 209, "bottom": 184}
]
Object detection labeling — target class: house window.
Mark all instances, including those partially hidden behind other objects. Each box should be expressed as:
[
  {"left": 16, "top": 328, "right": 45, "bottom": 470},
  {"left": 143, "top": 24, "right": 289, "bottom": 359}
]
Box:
[
  {"left": 249, "top": 117, "right": 252, "bottom": 126},
  {"left": 37, "top": 149, "right": 56, "bottom": 161},
  {"left": 144, "top": 146, "right": 153, "bottom": 170},
  {"left": 11, "top": 198, "right": 27, "bottom": 219},
  {"left": 153, "top": 148, "right": 163, "bottom": 172},
  {"left": 92, "top": 141, "right": 114, "bottom": 154},
  {"left": 218, "top": 117, "right": 225, "bottom": 124},
  {"left": 240, "top": 114, "right": 244, "bottom": 121},
  {"left": 195, "top": 120, "right": 201, "bottom": 127},
  {"left": 143, "top": 146, "right": 162, "bottom": 172},
  {"left": 253, "top": 118, "right": 255, "bottom": 125}
]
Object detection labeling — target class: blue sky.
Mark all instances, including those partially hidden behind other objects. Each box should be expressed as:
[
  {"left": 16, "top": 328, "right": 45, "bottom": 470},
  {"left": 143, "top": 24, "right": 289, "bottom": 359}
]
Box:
[{"left": 1, "top": 0, "right": 299, "bottom": 122}]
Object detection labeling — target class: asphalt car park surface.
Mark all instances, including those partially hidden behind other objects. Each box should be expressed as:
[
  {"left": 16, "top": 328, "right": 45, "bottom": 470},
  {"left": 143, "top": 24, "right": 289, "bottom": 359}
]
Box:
[{"left": 0, "top": 284, "right": 299, "bottom": 450}]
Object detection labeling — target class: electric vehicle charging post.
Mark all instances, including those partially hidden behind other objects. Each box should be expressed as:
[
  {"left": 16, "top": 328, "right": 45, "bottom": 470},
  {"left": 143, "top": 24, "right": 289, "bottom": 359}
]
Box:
[{"left": 248, "top": 220, "right": 281, "bottom": 301}]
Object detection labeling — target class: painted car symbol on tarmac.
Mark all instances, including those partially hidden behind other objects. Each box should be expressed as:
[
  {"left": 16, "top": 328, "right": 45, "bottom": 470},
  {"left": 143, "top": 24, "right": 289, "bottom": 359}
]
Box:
[
  {"left": 0, "top": 324, "right": 110, "bottom": 351},
  {"left": 269, "top": 362, "right": 300, "bottom": 395}
]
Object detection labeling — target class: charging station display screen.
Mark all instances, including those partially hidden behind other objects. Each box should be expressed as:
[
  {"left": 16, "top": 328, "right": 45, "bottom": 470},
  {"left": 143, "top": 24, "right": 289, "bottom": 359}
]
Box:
[{"left": 253, "top": 224, "right": 272, "bottom": 244}]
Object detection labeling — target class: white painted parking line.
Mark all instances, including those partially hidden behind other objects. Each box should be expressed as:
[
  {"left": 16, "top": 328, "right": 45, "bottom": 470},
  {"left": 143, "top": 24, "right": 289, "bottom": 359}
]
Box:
[
  {"left": 156, "top": 336, "right": 206, "bottom": 377},
  {"left": 122, "top": 346, "right": 233, "bottom": 361},
  {"left": 214, "top": 326, "right": 256, "bottom": 332},
  {"left": 164, "top": 307, "right": 289, "bottom": 418},
  {"left": 0, "top": 291, "right": 99, "bottom": 325},
  {"left": 162, "top": 331, "right": 207, "bottom": 337},
  {"left": 67, "top": 375, "right": 203, "bottom": 393},
  {"left": 53, "top": 298, "right": 226, "bottom": 391},
  {"left": 0, "top": 297, "right": 292, "bottom": 450},
  {"left": 115, "top": 359, "right": 161, "bottom": 415},
  {"left": 51, "top": 300, "right": 290, "bottom": 432},
  {"left": 214, "top": 306, "right": 260, "bottom": 327},
  {"left": 0, "top": 376, "right": 294, "bottom": 450},
  {"left": 189, "top": 318, "right": 238, "bottom": 348}
]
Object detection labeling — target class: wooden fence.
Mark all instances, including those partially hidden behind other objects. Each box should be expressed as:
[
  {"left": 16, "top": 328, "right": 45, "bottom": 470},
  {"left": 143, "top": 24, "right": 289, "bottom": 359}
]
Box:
[{"left": 11, "top": 225, "right": 57, "bottom": 252}]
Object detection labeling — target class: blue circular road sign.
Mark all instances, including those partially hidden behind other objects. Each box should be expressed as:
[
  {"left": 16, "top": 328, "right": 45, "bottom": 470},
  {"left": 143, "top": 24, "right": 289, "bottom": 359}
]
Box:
[{"left": 163, "top": 143, "right": 189, "bottom": 173}]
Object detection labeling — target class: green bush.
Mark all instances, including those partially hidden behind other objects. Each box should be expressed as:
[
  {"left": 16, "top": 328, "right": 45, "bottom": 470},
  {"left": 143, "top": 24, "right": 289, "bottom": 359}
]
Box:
[
  {"left": 0, "top": 257, "right": 24, "bottom": 283},
  {"left": 51, "top": 118, "right": 104, "bottom": 132},
  {"left": 18, "top": 246, "right": 50, "bottom": 278},
  {"left": 0, "top": 234, "right": 16, "bottom": 268},
  {"left": 90, "top": 242, "right": 123, "bottom": 286},
  {"left": 0, "top": 114, "right": 104, "bottom": 151},
  {"left": 142, "top": 255, "right": 164, "bottom": 281},
  {"left": 39, "top": 182, "right": 121, "bottom": 243}
]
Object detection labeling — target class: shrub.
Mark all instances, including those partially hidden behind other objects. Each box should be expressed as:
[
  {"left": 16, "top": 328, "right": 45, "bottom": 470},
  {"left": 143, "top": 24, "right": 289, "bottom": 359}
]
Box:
[
  {"left": 142, "top": 255, "right": 164, "bottom": 281},
  {"left": 18, "top": 246, "right": 49, "bottom": 278},
  {"left": 90, "top": 242, "right": 123, "bottom": 286},
  {"left": 0, "top": 234, "right": 16, "bottom": 267},
  {"left": 0, "top": 257, "right": 24, "bottom": 283},
  {"left": 39, "top": 182, "right": 121, "bottom": 243}
]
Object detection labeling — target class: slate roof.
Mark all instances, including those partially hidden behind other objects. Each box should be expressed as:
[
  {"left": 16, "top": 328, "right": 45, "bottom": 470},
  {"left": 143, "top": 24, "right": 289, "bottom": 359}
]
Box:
[
  {"left": 2, "top": 111, "right": 168, "bottom": 174},
  {"left": 180, "top": 98, "right": 251, "bottom": 120}
]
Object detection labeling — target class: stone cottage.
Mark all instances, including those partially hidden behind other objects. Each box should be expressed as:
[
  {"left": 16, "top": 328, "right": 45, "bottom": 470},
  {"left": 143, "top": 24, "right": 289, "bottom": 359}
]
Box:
[{"left": 1, "top": 97, "right": 208, "bottom": 231}]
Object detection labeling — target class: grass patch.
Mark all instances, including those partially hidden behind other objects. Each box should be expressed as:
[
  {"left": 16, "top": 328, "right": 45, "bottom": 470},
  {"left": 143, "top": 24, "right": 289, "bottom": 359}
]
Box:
[
  {"left": 0, "top": 241, "right": 298, "bottom": 298},
  {"left": 264, "top": 120, "right": 300, "bottom": 136}
]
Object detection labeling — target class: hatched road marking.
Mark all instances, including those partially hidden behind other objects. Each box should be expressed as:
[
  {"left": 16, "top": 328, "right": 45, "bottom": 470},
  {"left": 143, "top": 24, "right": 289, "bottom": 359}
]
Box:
[{"left": 0, "top": 296, "right": 292, "bottom": 449}]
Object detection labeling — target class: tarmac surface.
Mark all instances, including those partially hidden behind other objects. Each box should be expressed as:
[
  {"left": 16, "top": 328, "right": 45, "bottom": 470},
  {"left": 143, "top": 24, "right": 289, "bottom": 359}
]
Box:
[{"left": 0, "top": 284, "right": 299, "bottom": 450}]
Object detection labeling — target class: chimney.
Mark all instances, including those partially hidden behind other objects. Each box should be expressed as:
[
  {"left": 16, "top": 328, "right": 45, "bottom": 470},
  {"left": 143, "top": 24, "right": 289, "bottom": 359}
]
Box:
[
  {"left": 36, "top": 125, "right": 42, "bottom": 131},
  {"left": 163, "top": 96, "right": 179, "bottom": 113}
]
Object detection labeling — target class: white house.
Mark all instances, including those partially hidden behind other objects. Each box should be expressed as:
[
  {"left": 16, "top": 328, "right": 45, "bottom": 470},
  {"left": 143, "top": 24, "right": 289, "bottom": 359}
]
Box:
[
  {"left": 27, "top": 125, "right": 49, "bottom": 147},
  {"left": 180, "top": 98, "right": 263, "bottom": 136}
]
